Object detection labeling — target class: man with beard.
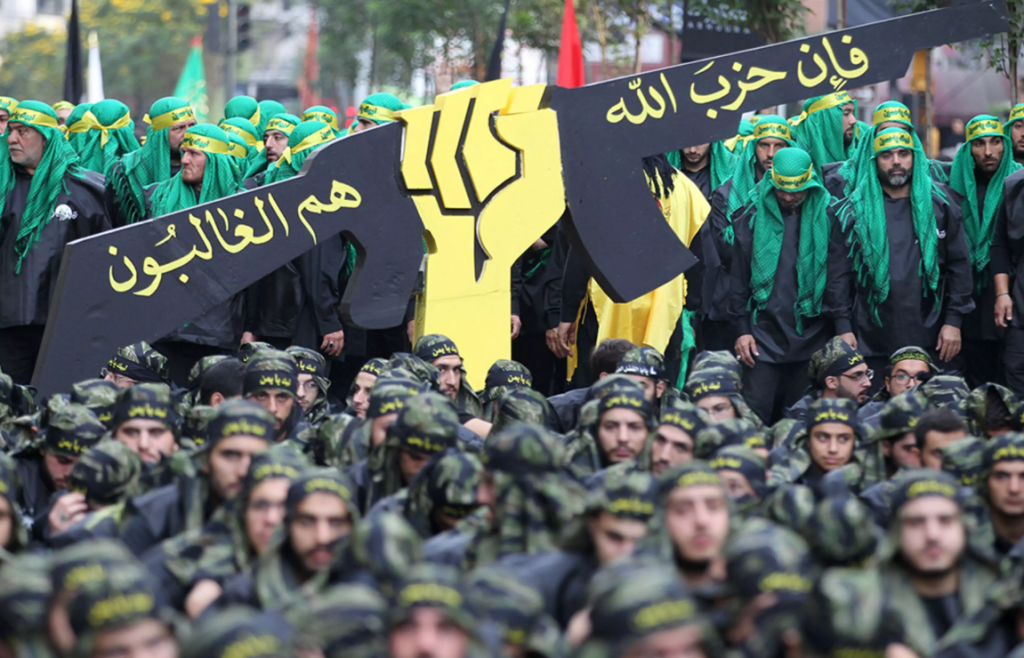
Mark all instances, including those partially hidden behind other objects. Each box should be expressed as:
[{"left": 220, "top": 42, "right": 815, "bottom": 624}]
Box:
[
  {"left": 840, "top": 127, "right": 973, "bottom": 377},
  {"left": 877, "top": 470, "right": 998, "bottom": 654},
  {"left": 0, "top": 101, "right": 111, "bottom": 383},
  {"left": 785, "top": 336, "right": 871, "bottom": 422},
  {"left": 413, "top": 335, "right": 483, "bottom": 422},
  {"left": 1005, "top": 103, "right": 1024, "bottom": 167},
  {"left": 102, "top": 341, "right": 172, "bottom": 389},
  {"left": 105, "top": 97, "right": 196, "bottom": 226},
  {"left": 730, "top": 147, "right": 854, "bottom": 424},
  {"left": 972, "top": 434, "right": 1024, "bottom": 561},
  {"left": 242, "top": 113, "right": 299, "bottom": 187},
  {"left": 703, "top": 116, "right": 794, "bottom": 352},
  {"left": 614, "top": 346, "right": 667, "bottom": 405},
  {"left": 949, "top": 116, "right": 1021, "bottom": 387},
  {"left": 649, "top": 401, "right": 709, "bottom": 475},
  {"left": 667, "top": 140, "right": 735, "bottom": 201},
  {"left": 793, "top": 90, "right": 860, "bottom": 167},
  {"left": 109, "top": 383, "right": 181, "bottom": 465},
  {"left": 242, "top": 351, "right": 303, "bottom": 444},
  {"left": 566, "top": 383, "right": 655, "bottom": 475},
  {"left": 286, "top": 346, "right": 333, "bottom": 430},
  {"left": 348, "top": 358, "right": 385, "bottom": 418}
]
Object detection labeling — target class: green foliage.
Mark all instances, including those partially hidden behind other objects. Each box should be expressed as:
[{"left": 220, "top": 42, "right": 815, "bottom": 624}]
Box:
[
  {"left": 685, "top": 0, "right": 809, "bottom": 44},
  {"left": 0, "top": 23, "right": 66, "bottom": 101}
]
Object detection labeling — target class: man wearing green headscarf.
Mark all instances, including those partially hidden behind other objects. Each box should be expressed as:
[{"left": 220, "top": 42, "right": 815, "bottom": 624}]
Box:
[
  {"left": 0, "top": 101, "right": 111, "bottom": 384},
  {"left": 728, "top": 147, "right": 853, "bottom": 423},
  {"left": 218, "top": 117, "right": 259, "bottom": 161},
  {"left": 0, "top": 97, "right": 17, "bottom": 135},
  {"left": 349, "top": 93, "right": 404, "bottom": 133},
  {"left": 146, "top": 124, "right": 246, "bottom": 383},
  {"left": 223, "top": 95, "right": 261, "bottom": 128},
  {"left": 64, "top": 102, "right": 95, "bottom": 158},
  {"left": 105, "top": 96, "right": 196, "bottom": 227},
  {"left": 794, "top": 91, "right": 859, "bottom": 167},
  {"left": 839, "top": 127, "right": 974, "bottom": 380},
  {"left": 702, "top": 116, "right": 794, "bottom": 352},
  {"left": 949, "top": 115, "right": 1021, "bottom": 387},
  {"left": 665, "top": 139, "right": 734, "bottom": 201},
  {"left": 256, "top": 100, "right": 286, "bottom": 135},
  {"left": 1005, "top": 103, "right": 1024, "bottom": 166},
  {"left": 243, "top": 113, "right": 299, "bottom": 187},
  {"left": 76, "top": 98, "right": 139, "bottom": 174},
  {"left": 240, "top": 122, "right": 347, "bottom": 358},
  {"left": 52, "top": 100, "right": 74, "bottom": 127},
  {"left": 302, "top": 106, "right": 339, "bottom": 135}
]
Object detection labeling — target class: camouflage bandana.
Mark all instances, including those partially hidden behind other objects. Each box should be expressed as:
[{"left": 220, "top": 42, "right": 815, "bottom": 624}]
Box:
[
  {"left": 50, "top": 539, "right": 143, "bottom": 596},
  {"left": 694, "top": 419, "right": 766, "bottom": 459},
  {"left": 188, "top": 354, "right": 230, "bottom": 389},
  {"left": 386, "top": 354, "right": 442, "bottom": 390},
  {"left": 287, "top": 346, "right": 331, "bottom": 415},
  {"left": 206, "top": 400, "right": 277, "bottom": 448},
  {"left": 105, "top": 341, "right": 169, "bottom": 383},
  {"left": 183, "top": 405, "right": 218, "bottom": 448},
  {"left": 337, "top": 510, "right": 422, "bottom": 597},
  {"left": 723, "top": 518, "right": 813, "bottom": 604},
  {"left": 237, "top": 341, "right": 275, "bottom": 363},
  {"left": 968, "top": 383, "right": 1019, "bottom": 436},
  {"left": 873, "top": 390, "right": 929, "bottom": 442},
  {"left": 598, "top": 388, "right": 655, "bottom": 428},
  {"left": 562, "top": 466, "right": 658, "bottom": 553},
  {"left": 762, "top": 485, "right": 817, "bottom": 537},
  {"left": 112, "top": 383, "right": 180, "bottom": 432},
  {"left": 289, "top": 584, "right": 386, "bottom": 658},
  {"left": 481, "top": 360, "right": 533, "bottom": 404},
  {"left": 360, "top": 358, "right": 388, "bottom": 377},
  {"left": 657, "top": 400, "right": 710, "bottom": 436},
  {"left": 941, "top": 436, "right": 985, "bottom": 488},
  {"left": 413, "top": 334, "right": 461, "bottom": 362},
  {"left": 807, "top": 495, "right": 878, "bottom": 567},
  {"left": 615, "top": 346, "right": 667, "bottom": 380},
  {"left": 386, "top": 394, "right": 458, "bottom": 457},
  {"left": 889, "top": 346, "right": 937, "bottom": 372},
  {"left": 183, "top": 608, "right": 294, "bottom": 658},
  {"left": 389, "top": 563, "right": 476, "bottom": 633},
  {"left": 888, "top": 469, "right": 960, "bottom": 515},
  {"left": 285, "top": 469, "right": 357, "bottom": 515},
  {"left": 491, "top": 388, "right": 559, "bottom": 434},
  {"left": 656, "top": 460, "right": 723, "bottom": 500},
  {"left": 983, "top": 432, "right": 1024, "bottom": 470},
  {"left": 684, "top": 367, "right": 740, "bottom": 402},
  {"left": 805, "top": 398, "right": 864, "bottom": 439},
  {"left": 919, "top": 375, "right": 971, "bottom": 409},
  {"left": 0, "top": 553, "right": 50, "bottom": 640},
  {"left": 45, "top": 403, "right": 106, "bottom": 457},
  {"left": 66, "top": 570, "right": 169, "bottom": 658},
  {"left": 67, "top": 441, "right": 144, "bottom": 508},
  {"left": 367, "top": 378, "right": 425, "bottom": 419},
  {"left": 243, "top": 351, "right": 299, "bottom": 399},
  {"left": 801, "top": 569, "right": 908, "bottom": 656},
  {"left": 808, "top": 336, "right": 865, "bottom": 386},
  {"left": 70, "top": 379, "right": 119, "bottom": 428},
  {"left": 692, "top": 350, "right": 742, "bottom": 379},
  {"left": 0, "top": 453, "right": 27, "bottom": 552},
  {"left": 404, "top": 448, "right": 482, "bottom": 538},
  {"left": 710, "top": 446, "right": 767, "bottom": 500},
  {"left": 467, "top": 568, "right": 564, "bottom": 658}
]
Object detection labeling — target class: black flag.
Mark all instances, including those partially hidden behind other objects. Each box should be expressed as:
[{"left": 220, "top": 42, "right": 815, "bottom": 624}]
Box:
[
  {"left": 485, "top": 0, "right": 511, "bottom": 81},
  {"left": 63, "top": 0, "right": 84, "bottom": 103}
]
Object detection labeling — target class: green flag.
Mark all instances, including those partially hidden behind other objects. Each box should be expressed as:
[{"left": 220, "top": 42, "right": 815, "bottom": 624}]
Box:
[{"left": 174, "top": 37, "right": 209, "bottom": 122}]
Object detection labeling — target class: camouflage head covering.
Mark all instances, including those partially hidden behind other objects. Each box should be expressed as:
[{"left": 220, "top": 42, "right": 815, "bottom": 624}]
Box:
[
  {"left": 286, "top": 346, "right": 331, "bottom": 425},
  {"left": 805, "top": 397, "right": 864, "bottom": 438},
  {"left": 105, "top": 341, "right": 170, "bottom": 383},
  {"left": 237, "top": 341, "right": 275, "bottom": 363},
  {"left": 403, "top": 448, "right": 482, "bottom": 539},
  {"left": 50, "top": 539, "right": 144, "bottom": 596},
  {"left": 360, "top": 357, "right": 388, "bottom": 378},
  {"left": 565, "top": 377, "right": 648, "bottom": 476},
  {"left": 65, "top": 568, "right": 170, "bottom": 658},
  {"left": 887, "top": 469, "right": 960, "bottom": 517},
  {"left": 888, "top": 346, "right": 937, "bottom": 372},
  {"left": 386, "top": 353, "right": 442, "bottom": 391},
  {"left": 112, "top": 383, "right": 180, "bottom": 433},
  {"left": 0, "top": 553, "right": 50, "bottom": 641},
  {"left": 44, "top": 403, "right": 106, "bottom": 458},
  {"left": 188, "top": 354, "right": 230, "bottom": 389},
  {"left": 183, "top": 404, "right": 217, "bottom": 448},
  {"left": 684, "top": 367, "right": 741, "bottom": 402},
  {"left": 242, "top": 350, "right": 299, "bottom": 399},
  {"left": 919, "top": 375, "right": 971, "bottom": 409},
  {"left": 807, "top": 336, "right": 866, "bottom": 388},
  {"left": 413, "top": 334, "right": 461, "bottom": 363},
  {"left": 289, "top": 584, "right": 386, "bottom": 658},
  {"left": 656, "top": 460, "right": 723, "bottom": 498},
  {"left": 657, "top": 399, "right": 710, "bottom": 436},
  {"left": 205, "top": 399, "right": 277, "bottom": 449},
  {"left": 694, "top": 419, "right": 766, "bottom": 459},
  {"left": 481, "top": 359, "right": 533, "bottom": 405},
  {"left": 598, "top": 387, "right": 655, "bottom": 426},
  {"left": 615, "top": 346, "right": 666, "bottom": 381},
  {"left": 181, "top": 607, "right": 294, "bottom": 658},
  {"left": 710, "top": 446, "right": 767, "bottom": 514},
  {"left": 367, "top": 377, "right": 425, "bottom": 419},
  {"left": 466, "top": 424, "right": 587, "bottom": 568},
  {"left": 67, "top": 441, "right": 144, "bottom": 508},
  {"left": 334, "top": 510, "right": 422, "bottom": 597},
  {"left": 976, "top": 432, "right": 1024, "bottom": 502},
  {"left": 769, "top": 418, "right": 802, "bottom": 450},
  {"left": 467, "top": 568, "right": 564, "bottom": 658},
  {"left": 69, "top": 379, "right": 119, "bottom": 428},
  {"left": 967, "top": 383, "right": 1019, "bottom": 436},
  {"left": 562, "top": 466, "right": 657, "bottom": 553},
  {"left": 0, "top": 453, "right": 27, "bottom": 552},
  {"left": 762, "top": 485, "right": 817, "bottom": 537},
  {"left": 806, "top": 495, "right": 879, "bottom": 567},
  {"left": 574, "top": 563, "right": 717, "bottom": 658},
  {"left": 389, "top": 563, "right": 476, "bottom": 633},
  {"left": 491, "top": 388, "right": 559, "bottom": 434},
  {"left": 941, "top": 436, "right": 985, "bottom": 488},
  {"left": 692, "top": 350, "right": 742, "bottom": 380},
  {"left": 873, "top": 390, "right": 930, "bottom": 442}
]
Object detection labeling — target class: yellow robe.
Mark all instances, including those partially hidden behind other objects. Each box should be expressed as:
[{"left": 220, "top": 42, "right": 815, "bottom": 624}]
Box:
[{"left": 568, "top": 171, "right": 711, "bottom": 380}]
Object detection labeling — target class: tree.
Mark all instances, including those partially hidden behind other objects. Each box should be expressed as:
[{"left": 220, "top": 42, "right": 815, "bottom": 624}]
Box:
[
  {"left": 683, "top": 0, "right": 809, "bottom": 45},
  {"left": 977, "top": 0, "right": 1024, "bottom": 105},
  {"left": 0, "top": 22, "right": 66, "bottom": 102}
]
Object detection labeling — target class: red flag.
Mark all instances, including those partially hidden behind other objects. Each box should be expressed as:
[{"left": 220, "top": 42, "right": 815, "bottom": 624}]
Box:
[
  {"left": 298, "top": 4, "right": 321, "bottom": 108},
  {"left": 556, "top": 0, "right": 584, "bottom": 88}
]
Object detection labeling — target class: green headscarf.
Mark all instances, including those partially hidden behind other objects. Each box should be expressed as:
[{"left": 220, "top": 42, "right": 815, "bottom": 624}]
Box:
[
  {"left": 0, "top": 98, "right": 18, "bottom": 132},
  {"left": 836, "top": 101, "right": 915, "bottom": 198},
  {"left": 64, "top": 102, "right": 95, "bottom": 157},
  {"left": 256, "top": 100, "right": 287, "bottom": 137},
  {"left": 263, "top": 120, "right": 333, "bottom": 184},
  {"left": 244, "top": 113, "right": 300, "bottom": 181},
  {"left": 302, "top": 106, "right": 339, "bottom": 134},
  {"left": 1004, "top": 103, "right": 1024, "bottom": 137},
  {"left": 841, "top": 126, "right": 942, "bottom": 325},
  {"left": 949, "top": 114, "right": 1022, "bottom": 277},
  {"left": 224, "top": 95, "right": 261, "bottom": 127},
  {"left": 218, "top": 117, "right": 259, "bottom": 160},
  {"left": 665, "top": 140, "right": 736, "bottom": 193},
  {"left": 226, "top": 133, "right": 250, "bottom": 182},
  {"left": 0, "top": 101, "right": 86, "bottom": 274},
  {"left": 76, "top": 99, "right": 139, "bottom": 173},
  {"left": 449, "top": 80, "right": 479, "bottom": 91},
  {"left": 794, "top": 91, "right": 856, "bottom": 165},
  {"left": 356, "top": 93, "right": 403, "bottom": 126},
  {"left": 108, "top": 97, "right": 195, "bottom": 225},
  {"left": 748, "top": 147, "right": 831, "bottom": 334},
  {"left": 148, "top": 124, "right": 244, "bottom": 218},
  {"left": 724, "top": 115, "right": 795, "bottom": 244}
]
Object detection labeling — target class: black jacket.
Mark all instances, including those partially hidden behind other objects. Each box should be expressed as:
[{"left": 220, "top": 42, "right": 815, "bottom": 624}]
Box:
[
  {"left": 989, "top": 169, "right": 1024, "bottom": 331},
  {"left": 499, "top": 550, "right": 598, "bottom": 628},
  {"left": 0, "top": 167, "right": 111, "bottom": 329}
]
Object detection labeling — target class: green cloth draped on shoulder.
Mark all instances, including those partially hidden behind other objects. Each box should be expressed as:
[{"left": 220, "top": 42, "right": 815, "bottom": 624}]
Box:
[
  {"left": 949, "top": 114, "right": 1022, "bottom": 278},
  {"left": 76, "top": 99, "right": 139, "bottom": 173},
  {"left": 64, "top": 102, "right": 95, "bottom": 158},
  {"left": 839, "top": 127, "right": 942, "bottom": 325},
  {"left": 218, "top": 117, "right": 260, "bottom": 162},
  {"left": 723, "top": 115, "right": 795, "bottom": 245},
  {"left": 262, "top": 120, "right": 334, "bottom": 185},
  {"left": 148, "top": 124, "right": 243, "bottom": 218},
  {"left": 107, "top": 96, "right": 194, "bottom": 225},
  {"left": 0, "top": 101, "right": 85, "bottom": 273},
  {"left": 748, "top": 147, "right": 831, "bottom": 334},
  {"left": 794, "top": 92, "right": 856, "bottom": 166}
]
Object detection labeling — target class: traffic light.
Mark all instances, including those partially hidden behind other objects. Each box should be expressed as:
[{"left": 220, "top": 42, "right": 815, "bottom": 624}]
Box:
[{"left": 237, "top": 3, "right": 252, "bottom": 52}]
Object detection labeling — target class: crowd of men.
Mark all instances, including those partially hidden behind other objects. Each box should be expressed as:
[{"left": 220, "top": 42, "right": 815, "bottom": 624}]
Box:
[{"left": 6, "top": 80, "right": 1024, "bottom": 658}]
